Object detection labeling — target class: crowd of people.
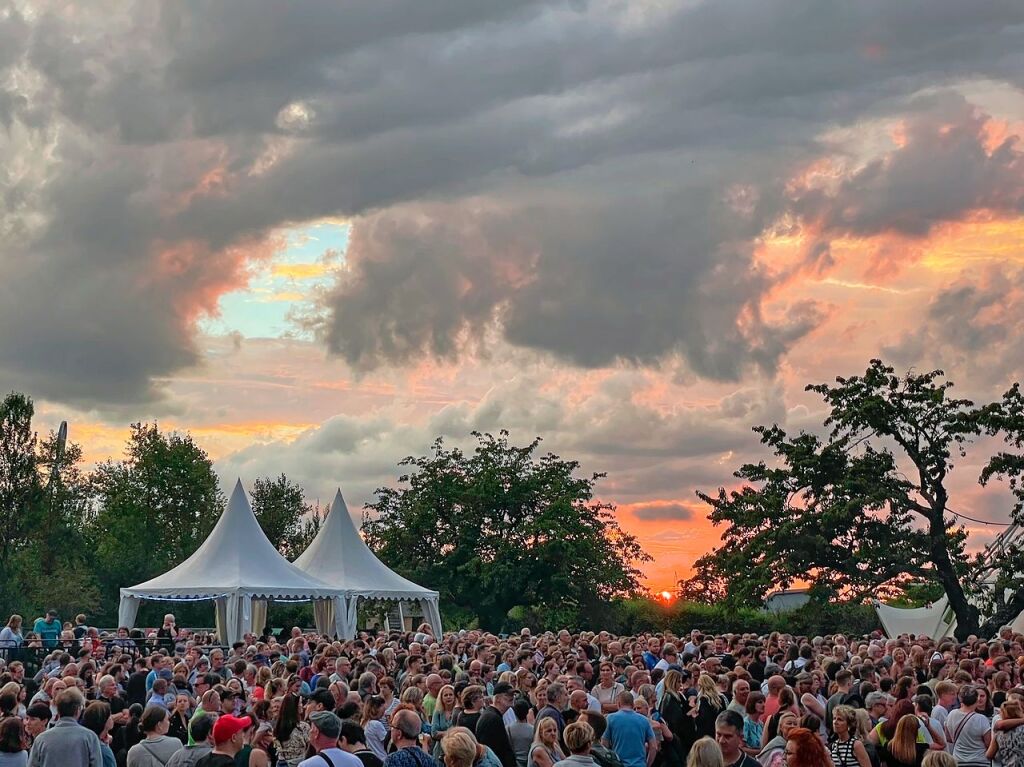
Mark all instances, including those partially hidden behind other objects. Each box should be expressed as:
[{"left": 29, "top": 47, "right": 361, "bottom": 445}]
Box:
[{"left": 0, "top": 611, "right": 1022, "bottom": 767}]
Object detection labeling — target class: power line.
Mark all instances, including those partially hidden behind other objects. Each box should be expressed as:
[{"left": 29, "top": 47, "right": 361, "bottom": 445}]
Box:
[{"left": 946, "top": 507, "right": 1014, "bottom": 527}]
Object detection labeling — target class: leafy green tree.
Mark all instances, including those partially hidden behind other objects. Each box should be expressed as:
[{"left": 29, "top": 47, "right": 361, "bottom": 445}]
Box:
[
  {"left": 251, "top": 474, "right": 323, "bottom": 559},
  {"left": 692, "top": 360, "right": 1020, "bottom": 639},
  {"left": 87, "top": 422, "right": 224, "bottom": 617},
  {"left": 362, "top": 431, "right": 650, "bottom": 631},
  {"left": 0, "top": 393, "right": 44, "bottom": 612}
]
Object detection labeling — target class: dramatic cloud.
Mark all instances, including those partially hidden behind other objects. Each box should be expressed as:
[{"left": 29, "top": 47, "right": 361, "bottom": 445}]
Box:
[
  {"left": 1, "top": 1, "right": 1023, "bottom": 403},
  {"left": 632, "top": 504, "right": 694, "bottom": 522}
]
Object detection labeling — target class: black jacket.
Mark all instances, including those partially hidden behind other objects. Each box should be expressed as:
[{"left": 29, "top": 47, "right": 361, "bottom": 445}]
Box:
[{"left": 476, "top": 706, "right": 516, "bottom": 767}]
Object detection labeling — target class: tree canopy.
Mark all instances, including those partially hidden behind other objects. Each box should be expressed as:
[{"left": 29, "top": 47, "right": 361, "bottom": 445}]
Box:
[
  {"left": 685, "top": 360, "right": 1024, "bottom": 639},
  {"left": 251, "top": 473, "right": 323, "bottom": 559},
  {"left": 362, "top": 431, "right": 649, "bottom": 631}
]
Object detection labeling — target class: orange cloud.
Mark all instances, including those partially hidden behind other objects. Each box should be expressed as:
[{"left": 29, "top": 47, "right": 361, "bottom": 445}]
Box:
[{"left": 270, "top": 262, "right": 332, "bottom": 280}]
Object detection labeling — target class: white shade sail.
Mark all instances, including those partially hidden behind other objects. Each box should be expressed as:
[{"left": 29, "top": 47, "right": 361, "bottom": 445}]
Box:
[
  {"left": 294, "top": 488, "right": 442, "bottom": 638},
  {"left": 119, "top": 480, "right": 346, "bottom": 643}
]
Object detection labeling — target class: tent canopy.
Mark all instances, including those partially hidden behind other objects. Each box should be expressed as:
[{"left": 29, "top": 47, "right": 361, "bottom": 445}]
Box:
[
  {"left": 294, "top": 489, "right": 442, "bottom": 637},
  {"left": 119, "top": 480, "right": 345, "bottom": 642}
]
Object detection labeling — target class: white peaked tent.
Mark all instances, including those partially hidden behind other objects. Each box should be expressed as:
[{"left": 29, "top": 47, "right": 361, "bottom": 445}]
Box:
[
  {"left": 118, "top": 480, "right": 347, "bottom": 644},
  {"left": 294, "top": 488, "right": 443, "bottom": 639}
]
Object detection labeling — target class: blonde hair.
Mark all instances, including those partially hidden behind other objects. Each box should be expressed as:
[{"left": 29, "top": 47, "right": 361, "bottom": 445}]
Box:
[
  {"left": 533, "top": 716, "right": 564, "bottom": 759},
  {"left": 888, "top": 715, "right": 920, "bottom": 766},
  {"left": 442, "top": 727, "right": 479, "bottom": 767},
  {"left": 564, "top": 721, "right": 595, "bottom": 754},
  {"left": 687, "top": 737, "right": 725, "bottom": 767},
  {"left": 438, "top": 684, "right": 457, "bottom": 716},
  {"left": 697, "top": 674, "right": 723, "bottom": 710},
  {"left": 922, "top": 752, "right": 957, "bottom": 767}
]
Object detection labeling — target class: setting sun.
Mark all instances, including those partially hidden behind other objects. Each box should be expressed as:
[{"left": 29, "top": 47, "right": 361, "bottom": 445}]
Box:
[{"left": 660, "top": 590, "right": 673, "bottom": 601}]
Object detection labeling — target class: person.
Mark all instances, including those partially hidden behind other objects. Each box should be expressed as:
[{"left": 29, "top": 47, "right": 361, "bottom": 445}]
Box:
[
  {"left": 579, "top": 713, "right": 622, "bottom": 767},
  {"left": 456, "top": 688, "right": 486, "bottom": 735},
  {"left": 828, "top": 706, "right": 870, "bottom": 767},
  {"left": 361, "top": 696, "right": 389, "bottom": 763},
  {"left": 0, "top": 718, "right": 28, "bottom": 767},
  {"left": 741, "top": 695, "right": 765, "bottom": 757},
  {"left": 244, "top": 722, "right": 275, "bottom": 767},
  {"left": 920, "top": 754, "right": 955, "bottom": 767},
  {"left": 274, "top": 693, "right": 311, "bottom": 767},
  {"left": 532, "top": 718, "right": 566, "bottom": 767},
  {"left": 884, "top": 715, "right": 930, "bottom": 767},
  {"left": 195, "top": 715, "right": 250, "bottom": 767},
  {"left": 0, "top": 617, "right": 23, "bottom": 650},
  {"left": 782, "top": 729, "right": 829, "bottom": 767},
  {"left": 476, "top": 683, "right": 516, "bottom": 767},
  {"left": 27, "top": 688, "right": 102, "bottom": 767},
  {"left": 603, "top": 692, "right": 655, "bottom": 767},
  {"left": 157, "top": 616, "right": 178, "bottom": 652},
  {"left": 82, "top": 701, "right": 116, "bottom": 767},
  {"left": 127, "top": 706, "right": 183, "bottom": 767},
  {"left": 298, "top": 711, "right": 362, "bottom": 767},
  {"left": 509, "top": 701, "right": 535, "bottom": 767},
  {"left": 23, "top": 705, "right": 50, "bottom": 744},
  {"left": 166, "top": 714, "right": 215, "bottom": 767},
  {"left": 553, "top": 722, "right": 598, "bottom": 767},
  {"left": 432, "top": 686, "right": 459, "bottom": 761},
  {"left": 168, "top": 694, "right": 192, "bottom": 745},
  {"left": 442, "top": 727, "right": 501, "bottom": 767},
  {"left": 383, "top": 709, "right": 437, "bottom": 767},
  {"left": 658, "top": 670, "right": 691, "bottom": 766},
  {"left": 340, "top": 721, "right": 384, "bottom": 767},
  {"left": 713, "top": 712, "right": 758, "bottom": 767},
  {"left": 757, "top": 711, "right": 798, "bottom": 767},
  {"left": 694, "top": 677, "right": 728, "bottom": 742},
  {"left": 537, "top": 685, "right": 568, "bottom": 741},
  {"left": 31, "top": 612, "right": 60, "bottom": 650},
  {"left": 687, "top": 738, "right": 724, "bottom": 767},
  {"left": 594, "top": 666, "right": 626, "bottom": 715},
  {"left": 944, "top": 686, "right": 991, "bottom": 767},
  {"left": 989, "top": 700, "right": 1024, "bottom": 767}
]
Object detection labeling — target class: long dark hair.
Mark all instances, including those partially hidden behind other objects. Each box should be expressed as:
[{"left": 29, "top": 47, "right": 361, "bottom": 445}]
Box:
[
  {"left": 0, "top": 717, "right": 26, "bottom": 753},
  {"left": 275, "top": 693, "right": 302, "bottom": 742}
]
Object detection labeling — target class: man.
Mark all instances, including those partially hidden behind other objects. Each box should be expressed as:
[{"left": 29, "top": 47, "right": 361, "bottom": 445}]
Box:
[
  {"left": 306, "top": 689, "right": 337, "bottom": 719},
  {"left": 27, "top": 688, "right": 102, "bottom": 767},
  {"left": 714, "top": 711, "right": 759, "bottom": 767},
  {"left": 477, "top": 682, "right": 517, "bottom": 767},
  {"left": 602, "top": 692, "right": 655, "bottom": 767},
  {"left": 340, "top": 720, "right": 384, "bottom": 767},
  {"left": 24, "top": 704, "right": 52, "bottom": 743},
  {"left": 641, "top": 639, "right": 662, "bottom": 672},
  {"left": 332, "top": 656, "right": 354, "bottom": 684},
  {"left": 825, "top": 670, "right": 855, "bottom": 736},
  {"left": 167, "top": 713, "right": 216, "bottom": 767},
  {"left": 555, "top": 721, "right": 599, "bottom": 767},
  {"left": 383, "top": 709, "right": 436, "bottom": 767},
  {"left": 944, "top": 686, "right": 990, "bottom": 759},
  {"left": 189, "top": 689, "right": 222, "bottom": 745},
  {"left": 508, "top": 700, "right": 534, "bottom": 767},
  {"left": 299, "top": 711, "right": 363, "bottom": 767},
  {"left": 33, "top": 610, "right": 61, "bottom": 649},
  {"left": 195, "top": 714, "right": 249, "bottom": 767},
  {"left": 537, "top": 683, "right": 568, "bottom": 740},
  {"left": 579, "top": 712, "right": 623, "bottom": 767},
  {"left": 761, "top": 676, "right": 786, "bottom": 719},
  {"left": 865, "top": 691, "right": 891, "bottom": 727},
  {"left": 932, "top": 681, "right": 957, "bottom": 729},
  {"left": 653, "top": 646, "right": 677, "bottom": 674},
  {"left": 727, "top": 680, "right": 750, "bottom": 715},
  {"left": 423, "top": 674, "right": 444, "bottom": 719}
]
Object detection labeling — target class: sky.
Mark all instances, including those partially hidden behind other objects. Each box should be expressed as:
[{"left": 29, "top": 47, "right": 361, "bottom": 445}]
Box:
[{"left": 3, "top": 0, "right": 1024, "bottom": 593}]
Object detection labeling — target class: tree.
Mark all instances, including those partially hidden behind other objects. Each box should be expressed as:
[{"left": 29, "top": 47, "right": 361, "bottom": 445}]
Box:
[
  {"left": 0, "top": 393, "right": 44, "bottom": 612},
  {"left": 87, "top": 422, "right": 224, "bottom": 617},
  {"left": 251, "top": 474, "right": 323, "bottom": 559},
  {"left": 693, "top": 360, "right": 1021, "bottom": 639},
  {"left": 362, "top": 431, "right": 650, "bottom": 631}
]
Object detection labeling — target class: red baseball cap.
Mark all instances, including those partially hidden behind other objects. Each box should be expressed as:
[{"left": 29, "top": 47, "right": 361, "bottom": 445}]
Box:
[{"left": 212, "top": 715, "right": 250, "bottom": 744}]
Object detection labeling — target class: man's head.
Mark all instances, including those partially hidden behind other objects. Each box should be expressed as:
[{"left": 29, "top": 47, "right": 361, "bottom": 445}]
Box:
[
  {"left": 732, "top": 679, "right": 750, "bottom": 704},
  {"left": 45, "top": 609, "right": 58, "bottom": 624},
  {"left": 212, "top": 714, "right": 249, "bottom": 755},
  {"left": 546, "top": 682, "right": 567, "bottom": 709},
  {"left": 492, "top": 682, "right": 515, "bottom": 714},
  {"left": 564, "top": 721, "right": 595, "bottom": 756},
  {"left": 310, "top": 711, "right": 343, "bottom": 749},
  {"left": 569, "top": 690, "right": 589, "bottom": 712},
  {"left": 426, "top": 674, "right": 444, "bottom": 697},
  {"left": 25, "top": 703, "right": 51, "bottom": 736},
  {"left": 190, "top": 713, "right": 216, "bottom": 746},
  {"left": 55, "top": 688, "right": 86, "bottom": 719},
  {"left": 715, "top": 710, "right": 745, "bottom": 759},
  {"left": 305, "top": 689, "right": 335, "bottom": 717},
  {"left": 391, "top": 709, "right": 422, "bottom": 745},
  {"left": 339, "top": 721, "right": 367, "bottom": 752}
]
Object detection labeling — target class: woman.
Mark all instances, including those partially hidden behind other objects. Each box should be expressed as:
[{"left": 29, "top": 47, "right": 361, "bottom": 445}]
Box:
[
  {"left": 82, "top": 701, "right": 116, "bottom": 767},
  {"left": 884, "top": 715, "right": 930, "bottom": 767},
  {"left": 659, "top": 670, "right": 692, "bottom": 766},
  {"left": 988, "top": 700, "right": 1024, "bottom": 767},
  {"left": 0, "top": 718, "right": 27, "bottom": 767},
  {"left": 977, "top": 687, "right": 995, "bottom": 720},
  {"left": 744, "top": 694, "right": 766, "bottom": 756},
  {"left": 694, "top": 674, "right": 727, "bottom": 740},
  {"left": 687, "top": 737, "right": 724, "bottom": 767},
  {"left": 273, "top": 693, "right": 311, "bottom": 767},
  {"left": 529, "top": 717, "right": 565, "bottom": 767},
  {"left": 166, "top": 693, "right": 191, "bottom": 744},
  {"left": 758, "top": 711, "right": 799, "bottom": 767},
  {"left": 829, "top": 705, "right": 870, "bottom": 767},
  {"left": 361, "top": 695, "right": 389, "bottom": 763},
  {"left": 380, "top": 677, "right": 400, "bottom": 718},
  {"left": 432, "top": 685, "right": 458, "bottom": 760},
  {"left": 442, "top": 727, "right": 502, "bottom": 767},
  {"left": 126, "top": 706, "right": 182, "bottom": 767},
  {"left": 784, "top": 728, "right": 830, "bottom": 767},
  {"left": 945, "top": 685, "right": 991, "bottom": 767},
  {"left": 455, "top": 686, "right": 486, "bottom": 733},
  {"left": 0, "top": 617, "right": 22, "bottom": 650},
  {"left": 244, "top": 721, "right": 274, "bottom": 767}
]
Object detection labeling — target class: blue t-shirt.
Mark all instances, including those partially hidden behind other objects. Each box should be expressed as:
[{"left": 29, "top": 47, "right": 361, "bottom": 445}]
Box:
[
  {"left": 604, "top": 709, "right": 655, "bottom": 767},
  {"left": 33, "top": 618, "right": 60, "bottom": 648}
]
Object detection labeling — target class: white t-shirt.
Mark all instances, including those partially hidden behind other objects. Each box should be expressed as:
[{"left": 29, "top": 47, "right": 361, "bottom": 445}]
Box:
[
  {"left": 298, "top": 748, "right": 364, "bottom": 767},
  {"left": 945, "top": 710, "right": 991, "bottom": 766}
]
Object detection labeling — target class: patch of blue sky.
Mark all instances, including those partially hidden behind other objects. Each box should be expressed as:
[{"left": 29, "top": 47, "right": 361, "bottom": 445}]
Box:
[{"left": 200, "top": 220, "right": 349, "bottom": 339}]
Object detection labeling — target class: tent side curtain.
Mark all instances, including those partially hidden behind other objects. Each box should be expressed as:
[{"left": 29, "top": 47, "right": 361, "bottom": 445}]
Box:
[
  {"left": 118, "top": 593, "right": 141, "bottom": 629},
  {"left": 874, "top": 597, "right": 954, "bottom": 641}
]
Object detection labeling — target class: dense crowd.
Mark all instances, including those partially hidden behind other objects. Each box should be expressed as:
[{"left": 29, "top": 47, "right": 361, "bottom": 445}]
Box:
[{"left": 0, "top": 611, "right": 1022, "bottom": 767}]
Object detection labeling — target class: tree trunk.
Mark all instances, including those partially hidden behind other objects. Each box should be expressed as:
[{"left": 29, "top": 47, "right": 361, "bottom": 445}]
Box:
[{"left": 927, "top": 512, "right": 980, "bottom": 640}]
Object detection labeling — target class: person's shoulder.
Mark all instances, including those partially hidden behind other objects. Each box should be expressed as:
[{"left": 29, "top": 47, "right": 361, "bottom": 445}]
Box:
[{"left": 739, "top": 756, "right": 760, "bottom": 767}]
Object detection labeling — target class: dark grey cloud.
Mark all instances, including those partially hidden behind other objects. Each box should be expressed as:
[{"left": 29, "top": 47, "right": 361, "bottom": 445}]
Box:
[
  {"left": 1, "top": 0, "right": 1023, "bottom": 403},
  {"left": 632, "top": 504, "right": 693, "bottom": 522}
]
